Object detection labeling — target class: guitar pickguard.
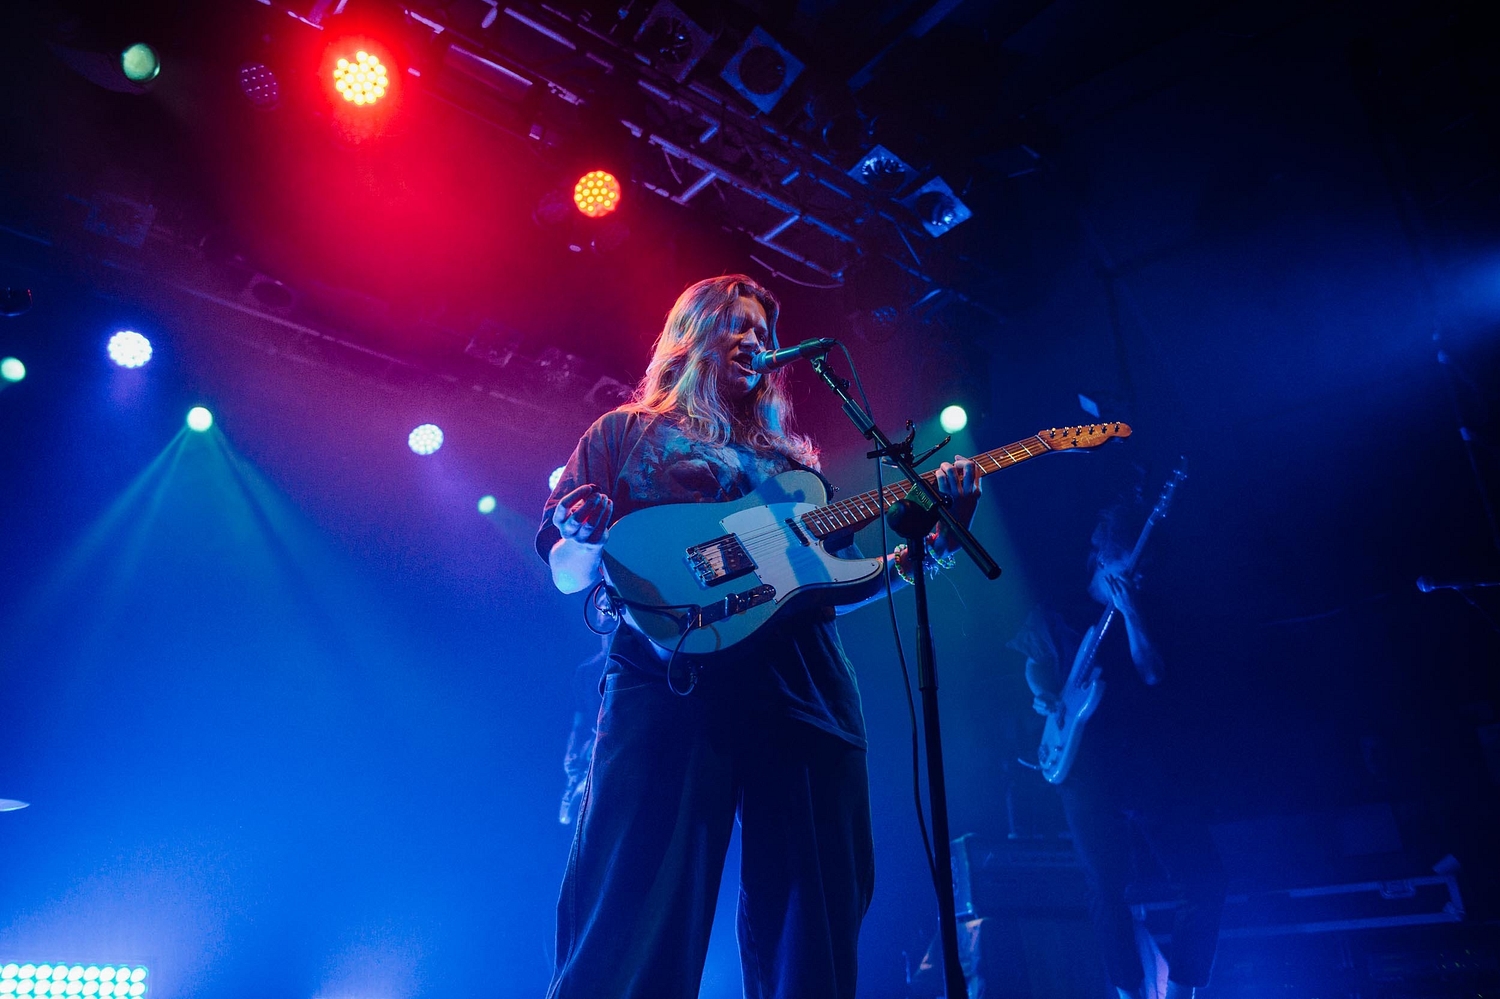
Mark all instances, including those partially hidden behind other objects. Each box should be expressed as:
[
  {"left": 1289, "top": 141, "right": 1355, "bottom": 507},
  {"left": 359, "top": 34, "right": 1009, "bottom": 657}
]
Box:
[{"left": 602, "top": 469, "right": 885, "bottom": 655}]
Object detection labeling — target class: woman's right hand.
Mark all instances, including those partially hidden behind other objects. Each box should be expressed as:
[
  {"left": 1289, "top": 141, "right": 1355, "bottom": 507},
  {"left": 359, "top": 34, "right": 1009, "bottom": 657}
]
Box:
[{"left": 553, "top": 484, "right": 613, "bottom": 546}]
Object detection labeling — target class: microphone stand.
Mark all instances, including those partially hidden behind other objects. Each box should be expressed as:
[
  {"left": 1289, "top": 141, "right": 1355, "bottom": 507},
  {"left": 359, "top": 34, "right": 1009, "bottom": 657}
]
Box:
[{"left": 810, "top": 353, "right": 1000, "bottom": 999}]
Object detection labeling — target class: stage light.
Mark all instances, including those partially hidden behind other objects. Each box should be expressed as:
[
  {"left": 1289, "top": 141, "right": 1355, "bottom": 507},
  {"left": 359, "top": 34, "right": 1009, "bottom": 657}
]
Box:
[
  {"left": 186, "top": 406, "right": 213, "bottom": 432},
  {"left": 106, "top": 330, "right": 152, "bottom": 368},
  {"left": 120, "top": 44, "right": 159, "bottom": 83},
  {"left": 573, "top": 170, "right": 621, "bottom": 218},
  {"left": 939, "top": 404, "right": 967, "bottom": 433},
  {"left": 0, "top": 967, "right": 146, "bottom": 999},
  {"left": 477, "top": 495, "right": 497, "bottom": 514},
  {"left": 333, "top": 50, "right": 389, "bottom": 106},
  {"left": 238, "top": 62, "right": 279, "bottom": 109},
  {"left": 719, "top": 26, "right": 803, "bottom": 114},
  {"left": 0, "top": 357, "right": 24, "bottom": 382},
  {"left": 635, "top": 1, "right": 713, "bottom": 83},
  {"left": 901, "top": 177, "right": 972, "bottom": 237},
  {"left": 847, "top": 145, "right": 915, "bottom": 194},
  {"left": 408, "top": 423, "right": 443, "bottom": 455},
  {"left": 549, "top": 466, "right": 565, "bottom": 491}
]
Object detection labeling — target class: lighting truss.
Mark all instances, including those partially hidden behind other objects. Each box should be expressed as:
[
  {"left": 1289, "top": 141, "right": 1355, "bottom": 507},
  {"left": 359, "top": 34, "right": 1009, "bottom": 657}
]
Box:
[
  {"left": 258, "top": 0, "right": 958, "bottom": 288},
  {"left": 443, "top": 2, "right": 922, "bottom": 281}
]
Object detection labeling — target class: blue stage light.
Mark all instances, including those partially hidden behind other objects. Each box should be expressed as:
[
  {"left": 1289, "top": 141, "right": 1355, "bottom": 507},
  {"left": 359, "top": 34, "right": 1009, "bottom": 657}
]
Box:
[
  {"left": 477, "top": 495, "right": 497, "bottom": 514},
  {"left": 106, "top": 331, "right": 153, "bottom": 369},
  {"left": 0, "top": 965, "right": 147, "bottom": 999},
  {"left": 0, "top": 357, "right": 23, "bottom": 382},
  {"left": 549, "top": 466, "right": 565, "bottom": 491},
  {"left": 939, "top": 404, "right": 968, "bottom": 433},
  {"left": 408, "top": 424, "right": 443, "bottom": 455},
  {"left": 186, "top": 406, "right": 213, "bottom": 432}
]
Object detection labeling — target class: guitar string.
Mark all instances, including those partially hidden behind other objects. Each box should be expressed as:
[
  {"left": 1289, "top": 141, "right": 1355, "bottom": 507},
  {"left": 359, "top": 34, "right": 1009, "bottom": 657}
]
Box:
[
  {"left": 799, "top": 437, "right": 1056, "bottom": 533},
  {"left": 700, "top": 439, "right": 1048, "bottom": 555},
  {"left": 687, "top": 431, "right": 1114, "bottom": 563},
  {"left": 651, "top": 429, "right": 1122, "bottom": 591},
  {"left": 742, "top": 439, "right": 1043, "bottom": 542}
]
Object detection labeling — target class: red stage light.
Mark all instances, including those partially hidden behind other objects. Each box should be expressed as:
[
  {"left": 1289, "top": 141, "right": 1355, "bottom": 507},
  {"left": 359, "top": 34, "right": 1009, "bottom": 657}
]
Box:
[
  {"left": 332, "top": 50, "right": 389, "bottom": 106},
  {"left": 573, "top": 170, "right": 622, "bottom": 218}
]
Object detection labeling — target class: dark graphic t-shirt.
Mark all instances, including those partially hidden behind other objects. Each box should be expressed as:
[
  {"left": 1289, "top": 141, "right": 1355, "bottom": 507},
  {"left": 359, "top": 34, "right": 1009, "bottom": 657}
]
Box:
[{"left": 536, "top": 408, "right": 867, "bottom": 748}]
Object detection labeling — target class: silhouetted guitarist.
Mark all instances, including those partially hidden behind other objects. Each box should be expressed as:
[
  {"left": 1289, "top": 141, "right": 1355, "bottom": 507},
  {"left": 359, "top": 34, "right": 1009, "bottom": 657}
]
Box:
[{"left": 1012, "top": 499, "right": 1225, "bottom": 999}]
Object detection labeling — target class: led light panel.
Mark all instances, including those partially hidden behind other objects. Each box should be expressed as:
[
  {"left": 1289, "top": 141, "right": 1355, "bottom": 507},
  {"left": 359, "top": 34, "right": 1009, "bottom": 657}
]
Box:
[{"left": 0, "top": 964, "right": 148, "bottom": 999}]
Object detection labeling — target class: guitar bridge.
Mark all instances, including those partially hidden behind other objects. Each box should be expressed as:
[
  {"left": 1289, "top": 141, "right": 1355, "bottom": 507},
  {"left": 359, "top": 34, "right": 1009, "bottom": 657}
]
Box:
[
  {"left": 685, "top": 534, "right": 756, "bottom": 588},
  {"left": 691, "top": 584, "right": 776, "bottom": 629}
]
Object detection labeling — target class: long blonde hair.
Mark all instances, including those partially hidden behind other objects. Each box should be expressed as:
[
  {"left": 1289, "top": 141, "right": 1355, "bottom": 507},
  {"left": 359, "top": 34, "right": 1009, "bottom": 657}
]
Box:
[{"left": 628, "top": 275, "right": 818, "bottom": 467}]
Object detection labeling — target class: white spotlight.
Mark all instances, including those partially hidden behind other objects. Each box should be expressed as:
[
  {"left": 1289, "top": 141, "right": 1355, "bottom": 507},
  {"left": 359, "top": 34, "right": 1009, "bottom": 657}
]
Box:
[
  {"left": 107, "top": 331, "right": 153, "bottom": 368},
  {"left": 408, "top": 424, "right": 444, "bottom": 455}
]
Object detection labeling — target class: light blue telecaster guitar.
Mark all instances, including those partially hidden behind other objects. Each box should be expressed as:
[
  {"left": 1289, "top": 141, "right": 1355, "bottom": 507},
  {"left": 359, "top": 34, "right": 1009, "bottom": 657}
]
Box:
[{"left": 602, "top": 422, "right": 1132, "bottom": 656}]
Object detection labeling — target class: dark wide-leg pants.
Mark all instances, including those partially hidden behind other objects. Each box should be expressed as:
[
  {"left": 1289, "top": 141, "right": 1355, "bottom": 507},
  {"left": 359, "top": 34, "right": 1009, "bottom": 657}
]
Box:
[
  {"left": 546, "top": 668, "right": 875, "bottom": 999},
  {"left": 1058, "top": 775, "right": 1226, "bottom": 992}
]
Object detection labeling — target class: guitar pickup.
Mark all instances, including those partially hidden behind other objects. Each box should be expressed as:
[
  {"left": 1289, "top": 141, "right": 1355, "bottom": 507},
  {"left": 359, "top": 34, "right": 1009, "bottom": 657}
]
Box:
[
  {"left": 685, "top": 534, "right": 757, "bottom": 588},
  {"left": 692, "top": 584, "right": 776, "bottom": 628}
]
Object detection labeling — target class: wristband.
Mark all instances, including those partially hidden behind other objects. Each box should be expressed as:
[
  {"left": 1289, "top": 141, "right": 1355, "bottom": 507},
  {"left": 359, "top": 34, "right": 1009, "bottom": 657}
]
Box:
[
  {"left": 892, "top": 537, "right": 954, "bottom": 585},
  {"left": 925, "top": 534, "right": 957, "bottom": 571},
  {"left": 892, "top": 543, "right": 915, "bottom": 585}
]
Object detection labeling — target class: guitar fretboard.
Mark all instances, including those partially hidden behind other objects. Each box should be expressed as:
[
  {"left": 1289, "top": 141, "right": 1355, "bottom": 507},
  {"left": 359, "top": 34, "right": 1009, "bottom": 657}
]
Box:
[{"left": 797, "top": 431, "right": 1057, "bottom": 539}]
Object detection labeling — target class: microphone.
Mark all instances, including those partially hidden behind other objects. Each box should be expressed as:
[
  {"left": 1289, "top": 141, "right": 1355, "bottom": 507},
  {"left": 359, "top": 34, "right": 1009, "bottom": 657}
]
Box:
[
  {"left": 1416, "top": 576, "right": 1500, "bottom": 592},
  {"left": 751, "top": 338, "right": 837, "bottom": 373}
]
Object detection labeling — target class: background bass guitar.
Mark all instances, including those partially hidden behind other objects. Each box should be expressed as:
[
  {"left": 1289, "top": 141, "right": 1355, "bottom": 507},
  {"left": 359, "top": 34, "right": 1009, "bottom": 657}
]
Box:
[{"left": 1036, "top": 460, "right": 1187, "bottom": 784}]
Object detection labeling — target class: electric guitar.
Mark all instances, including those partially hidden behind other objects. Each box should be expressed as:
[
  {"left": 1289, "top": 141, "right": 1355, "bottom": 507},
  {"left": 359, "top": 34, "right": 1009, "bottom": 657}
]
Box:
[
  {"left": 1035, "top": 461, "right": 1187, "bottom": 784},
  {"left": 601, "top": 422, "right": 1132, "bottom": 656}
]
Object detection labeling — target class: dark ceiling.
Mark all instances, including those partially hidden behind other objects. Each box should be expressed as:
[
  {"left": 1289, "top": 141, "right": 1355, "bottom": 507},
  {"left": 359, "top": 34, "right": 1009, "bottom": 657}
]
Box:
[{"left": 4, "top": 0, "right": 1447, "bottom": 392}]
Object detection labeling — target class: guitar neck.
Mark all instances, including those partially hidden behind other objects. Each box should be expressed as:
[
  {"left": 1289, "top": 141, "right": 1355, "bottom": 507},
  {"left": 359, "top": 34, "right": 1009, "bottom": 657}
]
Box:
[
  {"left": 800, "top": 426, "right": 1118, "bottom": 539},
  {"left": 1122, "top": 463, "right": 1188, "bottom": 571},
  {"left": 1123, "top": 515, "right": 1157, "bottom": 573},
  {"left": 1066, "top": 604, "right": 1117, "bottom": 687}
]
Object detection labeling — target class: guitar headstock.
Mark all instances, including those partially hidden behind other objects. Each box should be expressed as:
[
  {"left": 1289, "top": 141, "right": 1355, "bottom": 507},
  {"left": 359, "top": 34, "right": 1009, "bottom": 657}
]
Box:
[
  {"left": 1037, "top": 422, "right": 1132, "bottom": 451},
  {"left": 1147, "top": 458, "right": 1188, "bottom": 523}
]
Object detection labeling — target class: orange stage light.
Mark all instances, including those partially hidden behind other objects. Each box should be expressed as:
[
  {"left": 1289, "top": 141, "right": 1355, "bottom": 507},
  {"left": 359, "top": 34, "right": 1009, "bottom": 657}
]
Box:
[
  {"left": 332, "top": 50, "right": 389, "bottom": 106},
  {"left": 573, "top": 170, "right": 622, "bottom": 218}
]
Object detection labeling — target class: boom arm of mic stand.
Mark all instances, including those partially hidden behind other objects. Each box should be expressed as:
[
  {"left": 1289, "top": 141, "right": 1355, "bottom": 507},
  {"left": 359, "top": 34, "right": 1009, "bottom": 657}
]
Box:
[{"left": 810, "top": 356, "right": 1001, "bottom": 579}]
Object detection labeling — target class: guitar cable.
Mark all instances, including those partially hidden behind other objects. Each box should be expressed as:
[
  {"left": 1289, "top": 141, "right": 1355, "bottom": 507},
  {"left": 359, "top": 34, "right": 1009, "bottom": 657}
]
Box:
[
  {"left": 582, "top": 580, "right": 704, "bottom": 695},
  {"left": 839, "top": 342, "right": 940, "bottom": 887}
]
